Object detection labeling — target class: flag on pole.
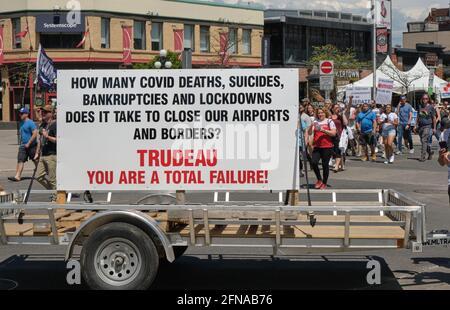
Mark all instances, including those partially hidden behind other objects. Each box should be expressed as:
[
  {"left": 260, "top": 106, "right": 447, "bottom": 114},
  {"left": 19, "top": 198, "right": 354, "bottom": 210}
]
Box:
[
  {"left": 36, "top": 44, "right": 57, "bottom": 90},
  {"left": 15, "top": 27, "right": 29, "bottom": 38},
  {"left": 174, "top": 29, "right": 184, "bottom": 51},
  {"left": 76, "top": 26, "right": 89, "bottom": 48}
]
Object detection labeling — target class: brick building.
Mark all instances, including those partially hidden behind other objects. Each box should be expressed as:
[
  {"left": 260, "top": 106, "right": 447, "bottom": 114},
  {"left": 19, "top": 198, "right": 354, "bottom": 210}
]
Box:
[{"left": 0, "top": 0, "right": 264, "bottom": 123}]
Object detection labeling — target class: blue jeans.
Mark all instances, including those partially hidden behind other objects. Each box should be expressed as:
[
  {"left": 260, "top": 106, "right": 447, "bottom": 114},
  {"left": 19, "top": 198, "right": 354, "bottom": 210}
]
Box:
[{"left": 397, "top": 124, "right": 413, "bottom": 152}]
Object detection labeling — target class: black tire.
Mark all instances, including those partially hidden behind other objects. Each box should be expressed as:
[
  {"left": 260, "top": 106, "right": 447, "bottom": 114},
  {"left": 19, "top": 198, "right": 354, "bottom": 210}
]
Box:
[
  {"left": 80, "top": 222, "right": 159, "bottom": 290},
  {"left": 173, "top": 246, "right": 188, "bottom": 259}
]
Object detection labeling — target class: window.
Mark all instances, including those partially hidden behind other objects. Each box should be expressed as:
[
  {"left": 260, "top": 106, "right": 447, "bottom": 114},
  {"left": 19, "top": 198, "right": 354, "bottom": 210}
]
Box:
[
  {"left": 151, "top": 22, "right": 162, "bottom": 51},
  {"left": 101, "top": 18, "right": 110, "bottom": 48},
  {"left": 200, "top": 26, "right": 210, "bottom": 52},
  {"left": 134, "top": 20, "right": 146, "bottom": 50},
  {"left": 184, "top": 24, "right": 194, "bottom": 51},
  {"left": 242, "top": 29, "right": 251, "bottom": 55},
  {"left": 12, "top": 18, "right": 22, "bottom": 49},
  {"left": 229, "top": 28, "right": 237, "bottom": 54},
  {"left": 40, "top": 34, "right": 83, "bottom": 49}
]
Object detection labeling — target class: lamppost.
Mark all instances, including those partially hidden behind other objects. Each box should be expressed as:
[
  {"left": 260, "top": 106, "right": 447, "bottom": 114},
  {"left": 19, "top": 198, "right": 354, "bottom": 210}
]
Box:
[{"left": 154, "top": 49, "right": 172, "bottom": 69}]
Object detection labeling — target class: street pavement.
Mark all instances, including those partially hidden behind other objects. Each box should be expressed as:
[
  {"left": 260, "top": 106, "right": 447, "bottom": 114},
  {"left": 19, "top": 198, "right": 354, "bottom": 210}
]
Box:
[{"left": 0, "top": 129, "right": 449, "bottom": 290}]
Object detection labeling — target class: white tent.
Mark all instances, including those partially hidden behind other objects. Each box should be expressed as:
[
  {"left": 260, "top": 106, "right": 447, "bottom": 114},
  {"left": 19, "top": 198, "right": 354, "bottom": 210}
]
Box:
[
  {"left": 340, "top": 56, "right": 447, "bottom": 95},
  {"left": 406, "top": 58, "right": 448, "bottom": 93}
]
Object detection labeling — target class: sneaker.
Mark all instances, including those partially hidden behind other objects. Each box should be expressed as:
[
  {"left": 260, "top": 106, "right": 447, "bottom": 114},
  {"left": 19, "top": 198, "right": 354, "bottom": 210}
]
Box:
[
  {"left": 389, "top": 155, "right": 395, "bottom": 163},
  {"left": 319, "top": 183, "right": 328, "bottom": 190},
  {"left": 395, "top": 151, "right": 402, "bottom": 155},
  {"left": 384, "top": 160, "right": 389, "bottom": 165},
  {"left": 314, "top": 181, "right": 323, "bottom": 189},
  {"left": 409, "top": 149, "right": 415, "bottom": 154}
]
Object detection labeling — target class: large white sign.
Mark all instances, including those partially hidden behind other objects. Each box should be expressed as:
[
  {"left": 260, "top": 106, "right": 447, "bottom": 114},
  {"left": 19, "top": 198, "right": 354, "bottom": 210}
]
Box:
[
  {"left": 57, "top": 69, "right": 299, "bottom": 191},
  {"left": 376, "top": 78, "right": 394, "bottom": 105},
  {"left": 346, "top": 86, "right": 372, "bottom": 105}
]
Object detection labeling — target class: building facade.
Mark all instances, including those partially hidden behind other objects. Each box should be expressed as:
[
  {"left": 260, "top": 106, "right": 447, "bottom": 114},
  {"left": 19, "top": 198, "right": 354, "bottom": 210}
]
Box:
[
  {"left": 264, "top": 9, "right": 373, "bottom": 99},
  {"left": 404, "top": 7, "right": 450, "bottom": 51},
  {"left": 0, "top": 0, "right": 264, "bottom": 122}
]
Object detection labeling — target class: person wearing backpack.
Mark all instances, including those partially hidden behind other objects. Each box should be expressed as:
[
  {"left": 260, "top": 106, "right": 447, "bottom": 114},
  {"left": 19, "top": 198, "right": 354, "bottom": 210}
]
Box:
[
  {"left": 308, "top": 107, "right": 337, "bottom": 190},
  {"left": 356, "top": 103, "right": 377, "bottom": 162}
]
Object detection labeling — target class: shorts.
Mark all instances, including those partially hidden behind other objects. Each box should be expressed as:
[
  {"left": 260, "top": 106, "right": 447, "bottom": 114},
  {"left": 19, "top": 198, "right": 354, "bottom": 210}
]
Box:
[
  {"left": 359, "top": 132, "right": 376, "bottom": 147},
  {"left": 382, "top": 126, "right": 396, "bottom": 138},
  {"left": 18, "top": 144, "right": 37, "bottom": 163}
]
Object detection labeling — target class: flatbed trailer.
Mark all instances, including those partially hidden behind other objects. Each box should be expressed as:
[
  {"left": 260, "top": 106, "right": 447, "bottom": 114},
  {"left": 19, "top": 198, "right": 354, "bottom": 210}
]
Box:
[{"left": 0, "top": 189, "right": 426, "bottom": 290}]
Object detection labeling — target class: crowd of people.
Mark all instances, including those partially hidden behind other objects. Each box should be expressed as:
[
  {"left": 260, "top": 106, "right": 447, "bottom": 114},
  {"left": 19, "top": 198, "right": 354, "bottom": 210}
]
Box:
[{"left": 299, "top": 95, "right": 450, "bottom": 190}]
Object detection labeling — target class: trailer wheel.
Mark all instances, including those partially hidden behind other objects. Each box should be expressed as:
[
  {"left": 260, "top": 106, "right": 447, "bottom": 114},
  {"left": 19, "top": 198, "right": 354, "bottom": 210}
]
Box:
[{"left": 81, "top": 222, "right": 159, "bottom": 290}]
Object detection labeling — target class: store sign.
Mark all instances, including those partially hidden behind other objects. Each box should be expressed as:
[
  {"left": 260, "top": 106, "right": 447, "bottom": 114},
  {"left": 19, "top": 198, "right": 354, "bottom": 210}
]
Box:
[
  {"left": 336, "top": 69, "right": 360, "bottom": 80},
  {"left": 36, "top": 14, "right": 85, "bottom": 33}
]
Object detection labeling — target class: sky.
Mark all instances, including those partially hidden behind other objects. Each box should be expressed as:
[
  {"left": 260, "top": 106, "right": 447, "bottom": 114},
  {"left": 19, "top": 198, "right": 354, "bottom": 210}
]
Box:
[{"left": 211, "top": 0, "right": 450, "bottom": 46}]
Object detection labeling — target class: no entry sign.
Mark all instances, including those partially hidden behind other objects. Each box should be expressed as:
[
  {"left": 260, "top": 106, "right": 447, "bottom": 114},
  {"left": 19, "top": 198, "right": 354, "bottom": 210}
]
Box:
[{"left": 320, "top": 61, "right": 334, "bottom": 75}]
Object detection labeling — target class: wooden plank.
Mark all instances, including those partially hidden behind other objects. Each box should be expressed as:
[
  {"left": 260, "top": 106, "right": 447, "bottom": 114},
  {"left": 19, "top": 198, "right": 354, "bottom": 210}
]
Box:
[
  {"left": 5, "top": 223, "right": 34, "bottom": 236},
  {"left": 57, "top": 191, "right": 67, "bottom": 205}
]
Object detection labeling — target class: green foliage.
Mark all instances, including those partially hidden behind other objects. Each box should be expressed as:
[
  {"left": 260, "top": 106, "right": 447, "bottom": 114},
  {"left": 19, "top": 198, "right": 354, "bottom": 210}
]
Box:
[
  {"left": 306, "top": 45, "right": 370, "bottom": 69},
  {"left": 133, "top": 50, "right": 182, "bottom": 69}
]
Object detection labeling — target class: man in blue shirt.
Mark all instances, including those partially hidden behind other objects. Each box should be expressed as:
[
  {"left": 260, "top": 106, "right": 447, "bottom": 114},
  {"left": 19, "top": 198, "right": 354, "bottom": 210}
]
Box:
[
  {"left": 396, "top": 96, "right": 414, "bottom": 155},
  {"left": 356, "top": 103, "right": 378, "bottom": 162},
  {"left": 8, "top": 108, "right": 38, "bottom": 182}
]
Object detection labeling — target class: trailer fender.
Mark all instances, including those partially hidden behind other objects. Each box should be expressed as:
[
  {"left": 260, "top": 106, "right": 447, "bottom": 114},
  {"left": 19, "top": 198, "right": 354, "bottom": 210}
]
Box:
[{"left": 65, "top": 210, "right": 175, "bottom": 263}]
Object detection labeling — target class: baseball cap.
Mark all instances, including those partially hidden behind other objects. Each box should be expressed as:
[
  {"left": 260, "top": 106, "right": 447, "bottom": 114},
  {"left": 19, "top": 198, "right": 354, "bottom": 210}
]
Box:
[{"left": 19, "top": 107, "right": 30, "bottom": 114}]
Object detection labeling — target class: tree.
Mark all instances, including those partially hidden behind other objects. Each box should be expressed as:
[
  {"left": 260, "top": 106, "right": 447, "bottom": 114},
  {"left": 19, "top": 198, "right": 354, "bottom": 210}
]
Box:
[
  {"left": 379, "top": 61, "right": 423, "bottom": 95},
  {"left": 208, "top": 22, "right": 260, "bottom": 68},
  {"left": 306, "top": 45, "right": 370, "bottom": 70},
  {"left": 133, "top": 50, "right": 182, "bottom": 69}
]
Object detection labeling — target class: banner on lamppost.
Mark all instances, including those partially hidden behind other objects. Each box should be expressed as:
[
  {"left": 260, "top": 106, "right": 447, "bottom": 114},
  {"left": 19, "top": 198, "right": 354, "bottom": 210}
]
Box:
[
  {"left": 122, "top": 26, "right": 132, "bottom": 65},
  {"left": 376, "top": 28, "right": 388, "bottom": 54},
  {"left": 0, "top": 26, "right": 4, "bottom": 65},
  {"left": 376, "top": 0, "right": 391, "bottom": 29}
]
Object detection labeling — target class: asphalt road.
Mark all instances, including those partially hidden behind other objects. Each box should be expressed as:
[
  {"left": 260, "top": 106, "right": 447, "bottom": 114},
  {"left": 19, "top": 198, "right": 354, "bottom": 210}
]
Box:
[{"left": 0, "top": 130, "right": 449, "bottom": 290}]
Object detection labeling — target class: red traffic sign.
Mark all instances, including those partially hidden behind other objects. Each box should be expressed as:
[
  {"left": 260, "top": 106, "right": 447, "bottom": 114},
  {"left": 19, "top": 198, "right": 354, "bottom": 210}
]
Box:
[{"left": 320, "top": 61, "right": 334, "bottom": 75}]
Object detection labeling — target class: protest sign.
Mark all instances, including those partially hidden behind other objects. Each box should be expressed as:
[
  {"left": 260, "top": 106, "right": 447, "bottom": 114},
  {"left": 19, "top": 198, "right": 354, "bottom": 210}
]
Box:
[
  {"left": 57, "top": 69, "right": 299, "bottom": 191},
  {"left": 441, "top": 84, "right": 450, "bottom": 99},
  {"left": 346, "top": 86, "right": 372, "bottom": 105},
  {"left": 376, "top": 78, "right": 394, "bottom": 105}
]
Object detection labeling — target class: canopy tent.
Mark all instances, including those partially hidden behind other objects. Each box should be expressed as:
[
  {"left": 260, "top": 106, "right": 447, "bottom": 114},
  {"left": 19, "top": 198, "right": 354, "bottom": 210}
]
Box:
[
  {"left": 405, "top": 58, "right": 447, "bottom": 93},
  {"left": 339, "top": 56, "right": 447, "bottom": 95}
]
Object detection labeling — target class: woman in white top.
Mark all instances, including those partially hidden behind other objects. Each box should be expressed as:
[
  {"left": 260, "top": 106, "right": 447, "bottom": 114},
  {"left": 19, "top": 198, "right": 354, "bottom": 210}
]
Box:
[{"left": 379, "top": 104, "right": 399, "bottom": 164}]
